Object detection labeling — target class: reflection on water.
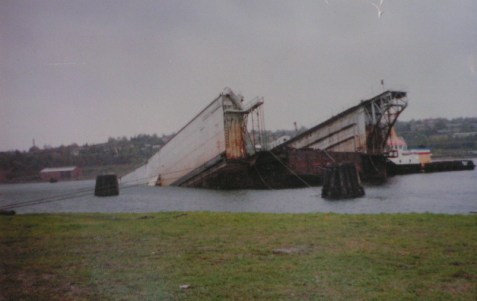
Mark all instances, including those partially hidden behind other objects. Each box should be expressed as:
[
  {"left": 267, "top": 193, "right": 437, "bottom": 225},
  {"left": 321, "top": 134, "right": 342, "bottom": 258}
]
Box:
[{"left": 1, "top": 167, "right": 476, "bottom": 214}]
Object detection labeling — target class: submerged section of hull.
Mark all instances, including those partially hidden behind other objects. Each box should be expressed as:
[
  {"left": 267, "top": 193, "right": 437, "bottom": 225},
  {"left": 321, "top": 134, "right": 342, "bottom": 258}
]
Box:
[
  {"left": 122, "top": 89, "right": 402, "bottom": 189},
  {"left": 176, "top": 148, "right": 387, "bottom": 189}
]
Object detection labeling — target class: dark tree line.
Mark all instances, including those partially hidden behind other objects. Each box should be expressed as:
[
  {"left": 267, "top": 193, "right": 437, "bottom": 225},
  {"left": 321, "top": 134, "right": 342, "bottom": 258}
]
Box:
[{"left": 395, "top": 117, "right": 477, "bottom": 156}]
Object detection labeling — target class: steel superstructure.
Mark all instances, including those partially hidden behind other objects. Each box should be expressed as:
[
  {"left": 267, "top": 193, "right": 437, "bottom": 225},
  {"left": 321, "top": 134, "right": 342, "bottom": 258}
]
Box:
[
  {"left": 121, "top": 88, "right": 263, "bottom": 187},
  {"left": 281, "top": 91, "right": 408, "bottom": 154},
  {"left": 122, "top": 89, "right": 408, "bottom": 189}
]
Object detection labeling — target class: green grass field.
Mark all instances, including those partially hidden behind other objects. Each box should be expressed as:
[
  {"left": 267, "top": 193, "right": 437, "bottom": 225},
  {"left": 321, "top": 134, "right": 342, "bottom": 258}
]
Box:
[{"left": 1, "top": 212, "right": 476, "bottom": 300}]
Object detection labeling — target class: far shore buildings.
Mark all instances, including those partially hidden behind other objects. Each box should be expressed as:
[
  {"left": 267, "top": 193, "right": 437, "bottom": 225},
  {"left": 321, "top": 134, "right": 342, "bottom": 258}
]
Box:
[{"left": 40, "top": 166, "right": 82, "bottom": 182}]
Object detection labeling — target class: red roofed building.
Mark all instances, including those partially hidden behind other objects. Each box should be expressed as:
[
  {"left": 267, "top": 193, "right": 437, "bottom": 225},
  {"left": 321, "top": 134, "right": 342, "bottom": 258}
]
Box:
[{"left": 40, "top": 166, "right": 82, "bottom": 182}]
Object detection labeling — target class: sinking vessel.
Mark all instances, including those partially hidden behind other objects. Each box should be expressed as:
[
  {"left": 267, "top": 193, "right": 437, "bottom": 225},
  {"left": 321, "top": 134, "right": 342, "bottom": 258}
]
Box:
[
  {"left": 255, "top": 90, "right": 409, "bottom": 187},
  {"left": 122, "top": 89, "right": 409, "bottom": 189},
  {"left": 121, "top": 88, "right": 264, "bottom": 188}
]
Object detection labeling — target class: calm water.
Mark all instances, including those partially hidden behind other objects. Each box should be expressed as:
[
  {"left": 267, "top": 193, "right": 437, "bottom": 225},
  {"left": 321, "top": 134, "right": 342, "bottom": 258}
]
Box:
[{"left": 1, "top": 166, "right": 476, "bottom": 214}]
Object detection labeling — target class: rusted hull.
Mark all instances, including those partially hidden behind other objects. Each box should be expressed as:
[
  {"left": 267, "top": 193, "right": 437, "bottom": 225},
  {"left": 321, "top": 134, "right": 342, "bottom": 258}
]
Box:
[
  {"left": 249, "top": 149, "right": 386, "bottom": 189},
  {"left": 176, "top": 148, "right": 387, "bottom": 189}
]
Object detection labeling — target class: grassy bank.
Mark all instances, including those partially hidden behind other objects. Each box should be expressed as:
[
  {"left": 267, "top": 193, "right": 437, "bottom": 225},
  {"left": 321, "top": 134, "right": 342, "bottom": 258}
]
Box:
[{"left": 1, "top": 212, "right": 476, "bottom": 300}]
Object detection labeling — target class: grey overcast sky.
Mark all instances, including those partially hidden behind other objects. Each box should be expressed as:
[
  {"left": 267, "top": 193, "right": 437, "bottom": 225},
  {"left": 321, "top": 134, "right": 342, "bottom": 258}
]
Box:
[{"left": 1, "top": 0, "right": 476, "bottom": 151}]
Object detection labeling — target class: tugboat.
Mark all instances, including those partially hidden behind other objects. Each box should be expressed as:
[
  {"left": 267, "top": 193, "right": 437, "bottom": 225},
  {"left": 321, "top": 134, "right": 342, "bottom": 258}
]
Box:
[{"left": 386, "top": 127, "right": 474, "bottom": 175}]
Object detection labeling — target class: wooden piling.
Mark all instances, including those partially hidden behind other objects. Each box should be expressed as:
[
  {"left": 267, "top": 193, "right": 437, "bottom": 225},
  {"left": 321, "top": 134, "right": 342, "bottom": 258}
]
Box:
[
  {"left": 94, "top": 174, "right": 119, "bottom": 197},
  {"left": 322, "top": 163, "right": 365, "bottom": 199}
]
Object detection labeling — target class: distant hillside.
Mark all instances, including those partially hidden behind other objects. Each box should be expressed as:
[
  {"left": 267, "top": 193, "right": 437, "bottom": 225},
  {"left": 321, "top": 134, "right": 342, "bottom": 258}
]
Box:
[{"left": 395, "top": 117, "right": 477, "bottom": 158}]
